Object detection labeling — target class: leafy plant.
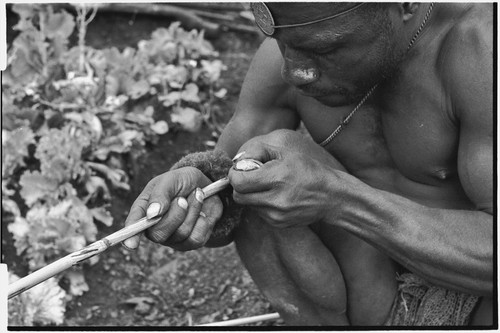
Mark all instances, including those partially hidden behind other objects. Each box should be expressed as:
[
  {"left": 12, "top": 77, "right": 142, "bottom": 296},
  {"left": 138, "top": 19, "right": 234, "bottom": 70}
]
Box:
[
  {"left": 8, "top": 273, "right": 67, "bottom": 326},
  {"left": 3, "top": 3, "right": 227, "bottom": 325}
]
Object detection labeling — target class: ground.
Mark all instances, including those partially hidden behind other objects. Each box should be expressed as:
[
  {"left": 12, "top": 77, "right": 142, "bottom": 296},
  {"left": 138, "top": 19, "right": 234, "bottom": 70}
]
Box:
[{"left": 3, "top": 8, "right": 285, "bottom": 327}]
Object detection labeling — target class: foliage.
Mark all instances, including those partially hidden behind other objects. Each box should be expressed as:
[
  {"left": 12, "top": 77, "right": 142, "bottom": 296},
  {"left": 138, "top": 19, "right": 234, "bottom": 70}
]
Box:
[
  {"left": 8, "top": 273, "right": 67, "bottom": 326},
  {"left": 3, "top": 3, "right": 227, "bottom": 325}
]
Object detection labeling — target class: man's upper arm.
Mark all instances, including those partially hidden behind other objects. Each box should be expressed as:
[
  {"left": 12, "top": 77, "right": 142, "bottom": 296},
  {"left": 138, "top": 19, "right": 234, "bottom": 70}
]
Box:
[
  {"left": 441, "top": 8, "right": 493, "bottom": 212},
  {"left": 217, "top": 38, "right": 300, "bottom": 156}
]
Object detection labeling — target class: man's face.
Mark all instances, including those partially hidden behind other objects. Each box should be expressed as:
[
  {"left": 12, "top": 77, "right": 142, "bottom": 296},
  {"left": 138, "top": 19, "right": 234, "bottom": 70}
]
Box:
[{"left": 266, "top": 3, "right": 404, "bottom": 107}]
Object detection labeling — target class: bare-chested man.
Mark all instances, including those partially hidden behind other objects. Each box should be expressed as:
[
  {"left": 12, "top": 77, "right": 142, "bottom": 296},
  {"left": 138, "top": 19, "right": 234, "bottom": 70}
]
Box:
[{"left": 123, "top": 3, "right": 493, "bottom": 326}]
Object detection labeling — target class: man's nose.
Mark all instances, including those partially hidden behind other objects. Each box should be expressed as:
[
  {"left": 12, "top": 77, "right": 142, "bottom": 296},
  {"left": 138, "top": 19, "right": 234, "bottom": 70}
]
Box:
[{"left": 281, "top": 48, "right": 319, "bottom": 87}]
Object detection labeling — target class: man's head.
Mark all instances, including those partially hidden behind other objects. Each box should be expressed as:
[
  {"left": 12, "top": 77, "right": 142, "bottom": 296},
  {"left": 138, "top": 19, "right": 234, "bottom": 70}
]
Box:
[{"left": 251, "top": 2, "right": 425, "bottom": 107}]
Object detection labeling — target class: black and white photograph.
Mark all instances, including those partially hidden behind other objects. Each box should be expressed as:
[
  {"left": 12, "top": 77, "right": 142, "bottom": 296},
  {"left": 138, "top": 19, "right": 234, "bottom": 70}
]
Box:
[{"left": 2, "top": 1, "right": 495, "bottom": 329}]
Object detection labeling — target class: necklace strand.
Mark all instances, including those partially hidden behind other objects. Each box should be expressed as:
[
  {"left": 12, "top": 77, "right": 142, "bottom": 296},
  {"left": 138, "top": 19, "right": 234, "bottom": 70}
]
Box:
[{"left": 319, "top": 3, "right": 435, "bottom": 147}]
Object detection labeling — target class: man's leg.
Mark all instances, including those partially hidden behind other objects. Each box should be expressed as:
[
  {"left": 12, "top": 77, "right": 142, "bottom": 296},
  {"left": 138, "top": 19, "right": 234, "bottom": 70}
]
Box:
[
  {"left": 234, "top": 209, "right": 398, "bottom": 326},
  {"left": 312, "top": 222, "right": 399, "bottom": 325}
]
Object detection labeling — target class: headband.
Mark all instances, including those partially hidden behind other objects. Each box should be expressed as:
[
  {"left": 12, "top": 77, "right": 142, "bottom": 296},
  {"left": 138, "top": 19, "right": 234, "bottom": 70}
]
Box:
[{"left": 250, "top": 2, "right": 366, "bottom": 36}]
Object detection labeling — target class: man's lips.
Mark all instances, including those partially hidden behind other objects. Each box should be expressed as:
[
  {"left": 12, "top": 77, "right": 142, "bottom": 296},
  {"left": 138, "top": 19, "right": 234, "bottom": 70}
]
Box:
[{"left": 297, "top": 88, "right": 329, "bottom": 97}]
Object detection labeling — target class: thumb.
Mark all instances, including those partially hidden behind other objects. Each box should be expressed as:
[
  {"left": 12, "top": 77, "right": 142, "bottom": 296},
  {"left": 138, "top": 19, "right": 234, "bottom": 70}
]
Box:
[{"left": 233, "top": 136, "right": 282, "bottom": 165}]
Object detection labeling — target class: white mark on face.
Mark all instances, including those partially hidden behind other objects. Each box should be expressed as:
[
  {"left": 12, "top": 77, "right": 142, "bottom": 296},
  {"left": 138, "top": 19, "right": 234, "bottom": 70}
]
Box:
[{"left": 291, "top": 68, "right": 318, "bottom": 82}]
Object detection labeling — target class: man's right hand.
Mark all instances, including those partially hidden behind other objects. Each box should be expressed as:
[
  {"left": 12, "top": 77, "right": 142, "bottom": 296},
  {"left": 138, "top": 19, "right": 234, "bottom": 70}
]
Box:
[{"left": 122, "top": 167, "right": 224, "bottom": 251}]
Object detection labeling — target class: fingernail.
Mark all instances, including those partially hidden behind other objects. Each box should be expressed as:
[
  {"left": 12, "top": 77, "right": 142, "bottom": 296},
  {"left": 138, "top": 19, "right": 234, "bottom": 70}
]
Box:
[
  {"left": 122, "top": 238, "right": 138, "bottom": 251},
  {"left": 147, "top": 203, "right": 161, "bottom": 219},
  {"left": 232, "top": 151, "right": 246, "bottom": 161},
  {"left": 195, "top": 188, "right": 205, "bottom": 203},
  {"left": 178, "top": 197, "right": 188, "bottom": 210}
]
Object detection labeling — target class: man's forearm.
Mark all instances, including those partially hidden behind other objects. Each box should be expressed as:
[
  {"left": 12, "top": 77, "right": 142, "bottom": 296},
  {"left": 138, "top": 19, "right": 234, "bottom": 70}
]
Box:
[{"left": 329, "top": 172, "right": 493, "bottom": 296}]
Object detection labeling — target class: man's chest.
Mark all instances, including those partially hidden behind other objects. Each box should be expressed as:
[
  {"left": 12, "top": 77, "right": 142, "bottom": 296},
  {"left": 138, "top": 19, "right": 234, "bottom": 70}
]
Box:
[{"left": 296, "top": 94, "right": 472, "bottom": 208}]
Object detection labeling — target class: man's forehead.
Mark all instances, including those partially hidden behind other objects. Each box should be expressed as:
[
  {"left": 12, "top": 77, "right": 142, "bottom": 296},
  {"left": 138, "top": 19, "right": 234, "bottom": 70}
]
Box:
[
  {"left": 252, "top": 2, "right": 365, "bottom": 36},
  {"left": 267, "top": 2, "right": 360, "bottom": 25}
]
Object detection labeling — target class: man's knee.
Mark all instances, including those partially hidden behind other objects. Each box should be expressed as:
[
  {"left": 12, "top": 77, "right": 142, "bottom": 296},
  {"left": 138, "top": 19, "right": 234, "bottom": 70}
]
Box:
[{"left": 234, "top": 209, "right": 347, "bottom": 318}]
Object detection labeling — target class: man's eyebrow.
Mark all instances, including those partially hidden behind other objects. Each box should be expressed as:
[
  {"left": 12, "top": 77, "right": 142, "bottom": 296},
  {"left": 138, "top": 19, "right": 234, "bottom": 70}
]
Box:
[{"left": 290, "top": 31, "right": 347, "bottom": 50}]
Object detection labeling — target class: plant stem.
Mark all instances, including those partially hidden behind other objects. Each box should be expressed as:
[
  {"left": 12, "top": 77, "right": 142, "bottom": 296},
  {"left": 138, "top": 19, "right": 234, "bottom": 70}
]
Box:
[{"left": 75, "top": 4, "right": 97, "bottom": 74}]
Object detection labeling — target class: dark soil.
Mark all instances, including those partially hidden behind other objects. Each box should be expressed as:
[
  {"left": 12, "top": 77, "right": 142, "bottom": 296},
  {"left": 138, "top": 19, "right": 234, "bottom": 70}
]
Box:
[{"left": 4, "top": 7, "right": 284, "bottom": 327}]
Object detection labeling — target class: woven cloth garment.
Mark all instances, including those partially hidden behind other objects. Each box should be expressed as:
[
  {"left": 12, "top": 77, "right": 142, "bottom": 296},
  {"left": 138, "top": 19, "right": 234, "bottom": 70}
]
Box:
[{"left": 385, "top": 273, "right": 479, "bottom": 326}]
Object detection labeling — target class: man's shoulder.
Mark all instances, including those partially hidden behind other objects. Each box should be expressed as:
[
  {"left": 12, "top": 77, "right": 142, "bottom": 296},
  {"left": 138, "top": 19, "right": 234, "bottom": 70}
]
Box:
[
  {"left": 436, "top": 3, "right": 493, "bottom": 121},
  {"left": 438, "top": 3, "right": 493, "bottom": 63},
  {"left": 437, "top": 4, "right": 492, "bottom": 90}
]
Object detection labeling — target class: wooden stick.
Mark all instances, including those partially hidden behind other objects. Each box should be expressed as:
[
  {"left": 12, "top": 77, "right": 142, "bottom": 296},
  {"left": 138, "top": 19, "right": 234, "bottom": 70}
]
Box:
[
  {"left": 92, "top": 3, "right": 220, "bottom": 38},
  {"left": 169, "top": 3, "right": 247, "bottom": 12},
  {"left": 8, "top": 177, "right": 230, "bottom": 299},
  {"left": 197, "top": 312, "right": 280, "bottom": 326}
]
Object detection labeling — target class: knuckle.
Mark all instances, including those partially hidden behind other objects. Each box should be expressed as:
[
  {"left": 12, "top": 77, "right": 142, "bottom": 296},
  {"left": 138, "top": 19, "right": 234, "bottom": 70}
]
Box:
[
  {"left": 132, "top": 193, "right": 150, "bottom": 209},
  {"left": 269, "top": 129, "right": 293, "bottom": 145},
  {"left": 187, "top": 234, "right": 205, "bottom": 248},
  {"left": 231, "top": 181, "right": 244, "bottom": 193},
  {"left": 267, "top": 212, "right": 281, "bottom": 223},
  {"left": 147, "top": 229, "right": 168, "bottom": 243},
  {"left": 175, "top": 227, "right": 191, "bottom": 241},
  {"left": 275, "top": 197, "right": 289, "bottom": 211},
  {"left": 232, "top": 191, "right": 244, "bottom": 204}
]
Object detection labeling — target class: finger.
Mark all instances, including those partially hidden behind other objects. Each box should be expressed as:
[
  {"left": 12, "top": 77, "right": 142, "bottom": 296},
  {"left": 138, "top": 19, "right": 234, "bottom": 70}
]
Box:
[
  {"left": 203, "top": 195, "right": 224, "bottom": 223},
  {"left": 232, "top": 189, "right": 275, "bottom": 207},
  {"left": 165, "top": 195, "right": 222, "bottom": 250},
  {"left": 165, "top": 187, "right": 205, "bottom": 244},
  {"left": 228, "top": 160, "right": 279, "bottom": 194},
  {"left": 171, "top": 211, "right": 215, "bottom": 251},
  {"left": 122, "top": 182, "right": 155, "bottom": 250},
  {"left": 145, "top": 197, "right": 188, "bottom": 244},
  {"left": 122, "top": 205, "right": 146, "bottom": 250},
  {"left": 233, "top": 136, "right": 282, "bottom": 164},
  {"left": 144, "top": 167, "right": 213, "bottom": 222}
]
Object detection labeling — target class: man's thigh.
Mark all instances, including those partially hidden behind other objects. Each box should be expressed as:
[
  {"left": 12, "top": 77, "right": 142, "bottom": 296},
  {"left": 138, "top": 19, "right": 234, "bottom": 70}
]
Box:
[
  {"left": 311, "top": 221, "right": 399, "bottom": 325},
  {"left": 234, "top": 209, "right": 349, "bottom": 325},
  {"left": 234, "top": 209, "right": 398, "bottom": 325}
]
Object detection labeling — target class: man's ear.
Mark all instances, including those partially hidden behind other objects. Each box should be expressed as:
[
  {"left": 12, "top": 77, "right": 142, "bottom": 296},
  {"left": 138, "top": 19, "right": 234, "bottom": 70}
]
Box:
[{"left": 399, "top": 3, "right": 420, "bottom": 22}]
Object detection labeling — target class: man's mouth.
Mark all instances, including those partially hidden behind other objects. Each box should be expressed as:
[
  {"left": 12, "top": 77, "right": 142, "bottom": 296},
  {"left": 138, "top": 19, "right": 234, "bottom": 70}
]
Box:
[{"left": 297, "top": 87, "right": 329, "bottom": 97}]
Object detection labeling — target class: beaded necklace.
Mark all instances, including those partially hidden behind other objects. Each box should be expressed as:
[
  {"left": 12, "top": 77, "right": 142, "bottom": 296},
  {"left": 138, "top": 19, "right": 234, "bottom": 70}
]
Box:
[{"left": 319, "top": 3, "right": 435, "bottom": 147}]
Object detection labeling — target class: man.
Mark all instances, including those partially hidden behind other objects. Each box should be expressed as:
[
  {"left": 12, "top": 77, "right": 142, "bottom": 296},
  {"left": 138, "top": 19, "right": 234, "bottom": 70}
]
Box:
[{"left": 123, "top": 3, "right": 493, "bottom": 326}]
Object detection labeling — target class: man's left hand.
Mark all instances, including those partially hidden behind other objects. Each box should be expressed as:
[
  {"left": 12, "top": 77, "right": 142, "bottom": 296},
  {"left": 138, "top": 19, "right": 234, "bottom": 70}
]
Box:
[{"left": 228, "top": 129, "right": 346, "bottom": 228}]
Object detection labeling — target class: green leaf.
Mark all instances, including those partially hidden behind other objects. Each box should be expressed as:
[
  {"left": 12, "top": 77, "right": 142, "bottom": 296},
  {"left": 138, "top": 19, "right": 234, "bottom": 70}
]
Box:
[
  {"left": 42, "top": 7, "right": 75, "bottom": 40},
  {"left": 64, "top": 270, "right": 89, "bottom": 296},
  {"left": 201, "top": 59, "right": 226, "bottom": 83},
  {"left": 11, "top": 4, "right": 39, "bottom": 31},
  {"left": 7, "top": 216, "right": 30, "bottom": 255},
  {"left": 2, "top": 127, "right": 35, "bottom": 178},
  {"left": 165, "top": 65, "right": 188, "bottom": 89},
  {"left": 151, "top": 120, "right": 169, "bottom": 135},
  {"left": 171, "top": 106, "right": 203, "bottom": 132},
  {"left": 159, "top": 91, "right": 181, "bottom": 107},
  {"left": 19, "top": 171, "right": 59, "bottom": 206},
  {"left": 66, "top": 199, "right": 97, "bottom": 243},
  {"left": 90, "top": 206, "right": 113, "bottom": 227},
  {"left": 8, "top": 30, "right": 46, "bottom": 84},
  {"left": 8, "top": 273, "right": 67, "bottom": 326},
  {"left": 127, "top": 79, "right": 150, "bottom": 100},
  {"left": 35, "top": 126, "right": 91, "bottom": 183},
  {"left": 181, "top": 83, "right": 200, "bottom": 103}
]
